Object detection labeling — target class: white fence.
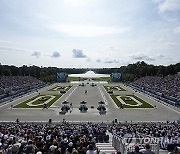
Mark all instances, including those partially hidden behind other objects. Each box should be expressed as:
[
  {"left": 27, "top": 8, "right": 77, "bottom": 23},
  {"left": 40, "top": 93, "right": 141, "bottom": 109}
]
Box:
[{"left": 112, "top": 134, "right": 160, "bottom": 154}]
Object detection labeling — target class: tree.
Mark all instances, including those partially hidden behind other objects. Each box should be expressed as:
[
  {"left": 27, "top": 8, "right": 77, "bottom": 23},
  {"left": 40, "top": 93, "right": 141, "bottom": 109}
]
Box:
[
  {"left": 9, "top": 65, "right": 20, "bottom": 76},
  {"left": 0, "top": 63, "right": 3, "bottom": 75},
  {"left": 0, "top": 61, "right": 179, "bottom": 82},
  {"left": 3, "top": 69, "right": 11, "bottom": 76}
]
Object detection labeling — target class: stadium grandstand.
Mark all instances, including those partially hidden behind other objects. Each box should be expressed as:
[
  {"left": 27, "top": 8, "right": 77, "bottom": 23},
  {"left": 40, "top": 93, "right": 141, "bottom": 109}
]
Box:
[
  {"left": 0, "top": 0, "right": 180, "bottom": 153},
  {"left": 0, "top": 76, "right": 46, "bottom": 102},
  {"left": 0, "top": 121, "right": 179, "bottom": 154},
  {"left": 0, "top": 63, "right": 179, "bottom": 154},
  {"left": 130, "top": 75, "right": 180, "bottom": 107}
]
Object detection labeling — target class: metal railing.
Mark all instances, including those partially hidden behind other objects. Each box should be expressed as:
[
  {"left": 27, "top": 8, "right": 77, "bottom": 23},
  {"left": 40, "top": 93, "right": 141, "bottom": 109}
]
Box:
[
  {"left": 128, "top": 83, "right": 180, "bottom": 112},
  {"left": 112, "top": 134, "right": 125, "bottom": 153},
  {"left": 112, "top": 134, "right": 160, "bottom": 154},
  {"left": 124, "top": 143, "right": 159, "bottom": 154}
]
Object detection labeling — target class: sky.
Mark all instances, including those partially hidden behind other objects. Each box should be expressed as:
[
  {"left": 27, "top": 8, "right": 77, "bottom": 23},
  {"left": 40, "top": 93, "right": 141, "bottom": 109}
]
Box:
[{"left": 0, "top": 0, "right": 180, "bottom": 68}]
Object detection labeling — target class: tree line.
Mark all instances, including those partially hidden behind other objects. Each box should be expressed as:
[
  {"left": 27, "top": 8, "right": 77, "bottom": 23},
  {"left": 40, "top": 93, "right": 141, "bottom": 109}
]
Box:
[{"left": 0, "top": 61, "right": 179, "bottom": 82}]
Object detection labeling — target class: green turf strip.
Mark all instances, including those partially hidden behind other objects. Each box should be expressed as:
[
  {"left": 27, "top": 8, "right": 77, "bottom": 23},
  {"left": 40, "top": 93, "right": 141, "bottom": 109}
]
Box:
[
  {"left": 111, "top": 95, "right": 153, "bottom": 108},
  {"left": 67, "top": 76, "right": 111, "bottom": 82},
  {"left": 48, "top": 86, "right": 71, "bottom": 91},
  {"left": 32, "top": 96, "right": 51, "bottom": 105},
  {"left": 67, "top": 77, "right": 86, "bottom": 81},
  {"left": 14, "top": 94, "right": 61, "bottom": 108},
  {"left": 104, "top": 86, "right": 126, "bottom": 91},
  {"left": 121, "top": 96, "right": 138, "bottom": 105}
]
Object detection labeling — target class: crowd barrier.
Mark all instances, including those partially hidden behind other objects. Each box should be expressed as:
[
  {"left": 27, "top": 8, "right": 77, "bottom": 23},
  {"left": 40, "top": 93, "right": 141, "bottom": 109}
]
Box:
[
  {"left": 112, "top": 134, "right": 125, "bottom": 153},
  {"left": 1, "top": 120, "right": 179, "bottom": 125},
  {"left": 125, "top": 143, "right": 159, "bottom": 154},
  {"left": 112, "top": 134, "right": 160, "bottom": 154},
  {"left": 128, "top": 83, "right": 180, "bottom": 109}
]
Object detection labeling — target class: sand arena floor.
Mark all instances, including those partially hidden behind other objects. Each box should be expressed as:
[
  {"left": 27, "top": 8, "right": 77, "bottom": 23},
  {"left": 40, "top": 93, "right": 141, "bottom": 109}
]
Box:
[{"left": 0, "top": 83, "right": 179, "bottom": 123}]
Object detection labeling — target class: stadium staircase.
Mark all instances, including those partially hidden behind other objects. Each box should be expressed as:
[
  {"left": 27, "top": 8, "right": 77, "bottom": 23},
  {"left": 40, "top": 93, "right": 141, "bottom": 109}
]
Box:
[
  {"left": 96, "top": 131, "right": 117, "bottom": 154},
  {"left": 159, "top": 149, "right": 168, "bottom": 154},
  {"left": 95, "top": 131, "right": 168, "bottom": 154}
]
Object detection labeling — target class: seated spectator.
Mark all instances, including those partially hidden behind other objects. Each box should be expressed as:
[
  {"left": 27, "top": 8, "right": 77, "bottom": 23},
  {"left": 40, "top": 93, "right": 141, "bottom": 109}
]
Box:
[
  {"left": 139, "top": 143, "right": 155, "bottom": 154},
  {"left": 72, "top": 148, "right": 79, "bottom": 154},
  {"left": 23, "top": 140, "right": 36, "bottom": 154},
  {"left": 0, "top": 76, "right": 45, "bottom": 100},
  {"left": 86, "top": 144, "right": 99, "bottom": 154},
  {"left": 128, "top": 145, "right": 142, "bottom": 154},
  {"left": 0, "top": 122, "right": 179, "bottom": 154},
  {"left": 66, "top": 142, "right": 74, "bottom": 154},
  {"left": 132, "top": 75, "right": 180, "bottom": 100}
]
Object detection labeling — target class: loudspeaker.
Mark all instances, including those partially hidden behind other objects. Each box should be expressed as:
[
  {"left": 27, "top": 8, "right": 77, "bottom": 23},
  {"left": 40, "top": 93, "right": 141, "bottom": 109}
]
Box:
[{"left": 48, "top": 119, "right": 52, "bottom": 123}]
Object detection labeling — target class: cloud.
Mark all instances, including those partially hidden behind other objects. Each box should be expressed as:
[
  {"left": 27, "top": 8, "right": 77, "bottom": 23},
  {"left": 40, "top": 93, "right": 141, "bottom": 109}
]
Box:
[
  {"left": 156, "top": 0, "right": 180, "bottom": 13},
  {"left": 156, "top": 54, "right": 165, "bottom": 58},
  {"left": 0, "top": 46, "right": 41, "bottom": 58},
  {"left": 72, "top": 49, "right": 86, "bottom": 58},
  {"left": 47, "top": 24, "right": 131, "bottom": 37},
  {"left": 109, "top": 46, "right": 120, "bottom": 52},
  {"left": 96, "top": 59, "right": 101, "bottom": 63},
  {"left": 164, "top": 42, "right": 178, "bottom": 46},
  {"left": 104, "top": 58, "right": 119, "bottom": 64},
  {"left": 86, "top": 57, "right": 91, "bottom": 62},
  {"left": 132, "top": 53, "right": 165, "bottom": 61},
  {"left": 95, "top": 58, "right": 119, "bottom": 64},
  {"left": 104, "top": 60, "right": 114, "bottom": 63},
  {"left": 0, "top": 45, "right": 26, "bottom": 52},
  {"left": 64, "top": 0, "right": 87, "bottom": 7},
  {"left": 0, "top": 40, "right": 17, "bottom": 44},
  {"left": 131, "top": 53, "right": 155, "bottom": 61},
  {"left": 174, "top": 26, "right": 180, "bottom": 33},
  {"left": 31, "top": 51, "right": 41, "bottom": 58},
  {"left": 113, "top": 59, "right": 119, "bottom": 63},
  {"left": 51, "top": 51, "right": 60, "bottom": 58},
  {"left": 152, "top": 0, "right": 163, "bottom": 3}
]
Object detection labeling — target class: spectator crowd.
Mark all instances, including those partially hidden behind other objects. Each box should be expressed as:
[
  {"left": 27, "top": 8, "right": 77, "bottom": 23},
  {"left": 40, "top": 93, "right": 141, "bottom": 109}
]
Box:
[
  {"left": 132, "top": 75, "right": 180, "bottom": 100},
  {"left": 111, "top": 121, "right": 180, "bottom": 151},
  {"left": 0, "top": 122, "right": 107, "bottom": 154},
  {"left": 0, "top": 76, "right": 44, "bottom": 100},
  {"left": 0, "top": 122, "right": 179, "bottom": 154}
]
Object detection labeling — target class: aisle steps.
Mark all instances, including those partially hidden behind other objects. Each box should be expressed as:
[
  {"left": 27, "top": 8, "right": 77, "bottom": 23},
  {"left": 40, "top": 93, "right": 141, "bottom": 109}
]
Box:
[
  {"left": 96, "top": 143, "right": 116, "bottom": 154},
  {"left": 96, "top": 131, "right": 117, "bottom": 154}
]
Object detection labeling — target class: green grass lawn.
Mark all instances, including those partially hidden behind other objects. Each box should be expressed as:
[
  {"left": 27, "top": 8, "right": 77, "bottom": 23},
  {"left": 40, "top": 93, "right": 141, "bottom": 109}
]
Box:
[
  {"left": 111, "top": 95, "right": 153, "bottom": 108},
  {"left": 92, "top": 77, "right": 111, "bottom": 81},
  {"left": 32, "top": 96, "right": 51, "bottom": 105},
  {"left": 67, "top": 76, "right": 111, "bottom": 82},
  {"left": 104, "top": 86, "right": 110, "bottom": 91},
  {"left": 104, "top": 86, "right": 126, "bottom": 91},
  {"left": 67, "top": 77, "right": 86, "bottom": 81},
  {"left": 121, "top": 96, "right": 138, "bottom": 105},
  {"left": 48, "top": 86, "right": 71, "bottom": 91},
  {"left": 14, "top": 94, "right": 61, "bottom": 108}
]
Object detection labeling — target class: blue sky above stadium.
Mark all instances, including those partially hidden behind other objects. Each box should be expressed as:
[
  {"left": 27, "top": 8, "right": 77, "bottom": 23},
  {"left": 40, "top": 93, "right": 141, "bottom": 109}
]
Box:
[{"left": 0, "top": 0, "right": 180, "bottom": 68}]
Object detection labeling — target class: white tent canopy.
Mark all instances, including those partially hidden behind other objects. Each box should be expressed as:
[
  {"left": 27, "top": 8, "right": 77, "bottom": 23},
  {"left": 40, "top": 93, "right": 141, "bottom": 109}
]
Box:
[{"left": 68, "top": 71, "right": 110, "bottom": 78}]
